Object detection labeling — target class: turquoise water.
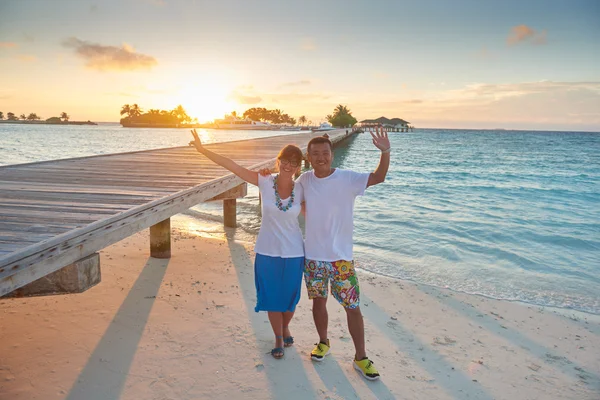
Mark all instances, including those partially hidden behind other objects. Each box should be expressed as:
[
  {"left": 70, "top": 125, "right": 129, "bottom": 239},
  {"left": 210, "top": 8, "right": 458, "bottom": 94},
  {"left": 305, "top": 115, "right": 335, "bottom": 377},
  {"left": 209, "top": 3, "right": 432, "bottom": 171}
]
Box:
[{"left": 2, "top": 124, "right": 599, "bottom": 314}]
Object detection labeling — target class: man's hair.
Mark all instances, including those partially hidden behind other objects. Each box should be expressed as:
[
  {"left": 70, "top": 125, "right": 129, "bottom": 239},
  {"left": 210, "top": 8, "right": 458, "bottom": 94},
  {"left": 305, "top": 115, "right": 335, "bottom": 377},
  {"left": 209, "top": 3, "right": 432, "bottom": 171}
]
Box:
[
  {"left": 277, "top": 144, "right": 303, "bottom": 162},
  {"left": 307, "top": 136, "right": 333, "bottom": 153}
]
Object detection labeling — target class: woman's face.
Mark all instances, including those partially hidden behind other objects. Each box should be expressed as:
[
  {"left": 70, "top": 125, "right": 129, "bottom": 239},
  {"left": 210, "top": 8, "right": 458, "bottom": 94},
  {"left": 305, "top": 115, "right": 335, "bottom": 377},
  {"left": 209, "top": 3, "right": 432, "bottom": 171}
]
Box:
[{"left": 277, "top": 157, "right": 301, "bottom": 177}]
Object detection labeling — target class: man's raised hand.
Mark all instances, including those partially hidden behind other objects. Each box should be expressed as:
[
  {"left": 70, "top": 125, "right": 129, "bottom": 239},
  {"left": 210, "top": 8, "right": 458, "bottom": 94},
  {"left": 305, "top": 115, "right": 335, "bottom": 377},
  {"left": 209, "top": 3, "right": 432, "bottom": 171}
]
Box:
[
  {"left": 258, "top": 168, "right": 271, "bottom": 176},
  {"left": 370, "top": 127, "right": 391, "bottom": 153}
]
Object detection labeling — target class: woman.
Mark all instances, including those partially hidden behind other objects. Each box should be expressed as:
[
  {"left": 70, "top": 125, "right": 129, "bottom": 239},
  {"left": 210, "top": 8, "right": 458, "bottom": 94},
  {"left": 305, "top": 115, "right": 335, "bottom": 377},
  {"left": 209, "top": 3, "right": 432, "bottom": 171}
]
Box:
[{"left": 190, "top": 129, "right": 305, "bottom": 359}]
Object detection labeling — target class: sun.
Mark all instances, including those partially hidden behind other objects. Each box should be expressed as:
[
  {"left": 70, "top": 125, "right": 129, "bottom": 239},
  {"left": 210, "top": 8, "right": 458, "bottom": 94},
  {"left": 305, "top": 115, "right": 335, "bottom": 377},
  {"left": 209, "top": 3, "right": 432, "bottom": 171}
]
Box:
[{"left": 176, "top": 83, "right": 235, "bottom": 123}]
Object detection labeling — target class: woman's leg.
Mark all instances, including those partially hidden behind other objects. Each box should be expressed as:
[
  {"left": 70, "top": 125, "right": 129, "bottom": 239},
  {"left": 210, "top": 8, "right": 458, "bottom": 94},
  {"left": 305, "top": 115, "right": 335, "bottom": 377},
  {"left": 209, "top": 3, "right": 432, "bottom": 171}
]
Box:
[
  {"left": 268, "top": 312, "right": 284, "bottom": 356},
  {"left": 282, "top": 311, "right": 295, "bottom": 342}
]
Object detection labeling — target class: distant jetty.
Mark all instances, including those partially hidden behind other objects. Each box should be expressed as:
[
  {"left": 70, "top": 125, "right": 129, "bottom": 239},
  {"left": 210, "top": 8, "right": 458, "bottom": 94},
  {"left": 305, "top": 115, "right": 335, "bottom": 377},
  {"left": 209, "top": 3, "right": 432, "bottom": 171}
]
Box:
[{"left": 0, "top": 120, "right": 97, "bottom": 126}]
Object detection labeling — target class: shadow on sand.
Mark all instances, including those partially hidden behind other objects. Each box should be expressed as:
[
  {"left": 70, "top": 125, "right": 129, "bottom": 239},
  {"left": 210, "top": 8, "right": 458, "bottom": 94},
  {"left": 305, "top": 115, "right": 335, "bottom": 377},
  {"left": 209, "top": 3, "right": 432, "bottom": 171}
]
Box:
[
  {"left": 66, "top": 257, "right": 170, "bottom": 400},
  {"left": 361, "top": 293, "right": 495, "bottom": 400},
  {"left": 225, "top": 231, "right": 318, "bottom": 399},
  {"left": 424, "top": 286, "right": 600, "bottom": 391}
]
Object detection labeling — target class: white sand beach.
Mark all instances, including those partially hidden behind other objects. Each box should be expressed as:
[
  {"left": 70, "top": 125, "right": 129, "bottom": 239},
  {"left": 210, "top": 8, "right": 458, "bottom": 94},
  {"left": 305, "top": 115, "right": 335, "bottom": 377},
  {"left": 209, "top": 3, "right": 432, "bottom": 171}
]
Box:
[{"left": 1, "top": 216, "right": 599, "bottom": 400}]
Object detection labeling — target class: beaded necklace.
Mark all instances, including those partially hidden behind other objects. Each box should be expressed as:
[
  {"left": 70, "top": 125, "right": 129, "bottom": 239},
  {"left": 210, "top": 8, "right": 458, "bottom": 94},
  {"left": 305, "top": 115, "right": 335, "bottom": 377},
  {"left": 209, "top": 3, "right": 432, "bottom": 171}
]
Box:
[{"left": 272, "top": 174, "right": 295, "bottom": 212}]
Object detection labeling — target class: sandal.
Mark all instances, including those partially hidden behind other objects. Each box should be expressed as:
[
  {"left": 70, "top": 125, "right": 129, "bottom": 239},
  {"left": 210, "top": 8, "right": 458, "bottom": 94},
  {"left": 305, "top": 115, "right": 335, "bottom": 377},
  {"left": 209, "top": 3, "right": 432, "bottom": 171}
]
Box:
[
  {"left": 271, "top": 347, "right": 284, "bottom": 359},
  {"left": 283, "top": 336, "right": 294, "bottom": 347},
  {"left": 271, "top": 335, "right": 284, "bottom": 359}
]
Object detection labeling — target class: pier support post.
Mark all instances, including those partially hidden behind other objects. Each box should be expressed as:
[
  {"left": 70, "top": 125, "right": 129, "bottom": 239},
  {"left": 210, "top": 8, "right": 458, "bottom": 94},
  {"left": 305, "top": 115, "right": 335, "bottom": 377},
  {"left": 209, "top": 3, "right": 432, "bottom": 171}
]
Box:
[
  {"left": 206, "top": 183, "right": 248, "bottom": 229},
  {"left": 2, "top": 253, "right": 101, "bottom": 298},
  {"left": 150, "top": 218, "right": 171, "bottom": 259},
  {"left": 223, "top": 199, "right": 237, "bottom": 227}
]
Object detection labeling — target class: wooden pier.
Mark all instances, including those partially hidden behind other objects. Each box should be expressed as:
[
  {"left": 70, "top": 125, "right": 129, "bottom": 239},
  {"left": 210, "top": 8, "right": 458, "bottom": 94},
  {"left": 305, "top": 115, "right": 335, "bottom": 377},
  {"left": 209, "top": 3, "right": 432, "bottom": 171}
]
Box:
[{"left": 0, "top": 129, "right": 356, "bottom": 297}]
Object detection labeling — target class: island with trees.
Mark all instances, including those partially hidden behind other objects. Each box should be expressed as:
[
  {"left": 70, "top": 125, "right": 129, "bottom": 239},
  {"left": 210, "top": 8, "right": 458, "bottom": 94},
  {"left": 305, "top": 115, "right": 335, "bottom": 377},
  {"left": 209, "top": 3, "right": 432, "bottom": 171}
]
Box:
[
  {"left": 119, "top": 104, "right": 207, "bottom": 128},
  {"left": 119, "top": 104, "right": 300, "bottom": 129},
  {"left": 0, "top": 111, "right": 96, "bottom": 125},
  {"left": 116, "top": 103, "right": 369, "bottom": 131}
]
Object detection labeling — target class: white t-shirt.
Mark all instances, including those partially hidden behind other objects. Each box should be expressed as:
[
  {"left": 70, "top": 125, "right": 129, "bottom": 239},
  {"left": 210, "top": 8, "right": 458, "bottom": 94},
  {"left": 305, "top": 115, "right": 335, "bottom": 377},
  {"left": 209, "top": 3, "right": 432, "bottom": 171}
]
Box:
[
  {"left": 297, "top": 169, "right": 370, "bottom": 261},
  {"left": 254, "top": 174, "right": 305, "bottom": 258}
]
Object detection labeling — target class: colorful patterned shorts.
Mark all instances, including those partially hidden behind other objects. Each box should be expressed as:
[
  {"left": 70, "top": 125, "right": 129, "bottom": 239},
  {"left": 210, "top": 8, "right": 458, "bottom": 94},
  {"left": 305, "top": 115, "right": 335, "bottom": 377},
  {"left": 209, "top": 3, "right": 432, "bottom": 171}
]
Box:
[{"left": 304, "top": 259, "right": 360, "bottom": 309}]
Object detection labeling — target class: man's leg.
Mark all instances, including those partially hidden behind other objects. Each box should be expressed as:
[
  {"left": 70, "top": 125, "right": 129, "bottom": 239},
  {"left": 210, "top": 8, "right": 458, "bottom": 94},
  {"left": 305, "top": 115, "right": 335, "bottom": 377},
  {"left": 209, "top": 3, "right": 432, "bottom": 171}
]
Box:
[
  {"left": 345, "top": 306, "right": 366, "bottom": 360},
  {"left": 304, "top": 260, "right": 332, "bottom": 360},
  {"left": 312, "top": 297, "right": 329, "bottom": 343},
  {"left": 330, "top": 260, "right": 380, "bottom": 379},
  {"left": 304, "top": 260, "right": 330, "bottom": 344}
]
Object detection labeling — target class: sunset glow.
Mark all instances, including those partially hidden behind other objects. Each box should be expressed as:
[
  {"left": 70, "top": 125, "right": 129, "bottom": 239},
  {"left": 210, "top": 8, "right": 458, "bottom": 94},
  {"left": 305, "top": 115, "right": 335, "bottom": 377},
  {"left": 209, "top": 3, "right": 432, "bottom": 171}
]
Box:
[{"left": 0, "top": 0, "right": 598, "bottom": 130}]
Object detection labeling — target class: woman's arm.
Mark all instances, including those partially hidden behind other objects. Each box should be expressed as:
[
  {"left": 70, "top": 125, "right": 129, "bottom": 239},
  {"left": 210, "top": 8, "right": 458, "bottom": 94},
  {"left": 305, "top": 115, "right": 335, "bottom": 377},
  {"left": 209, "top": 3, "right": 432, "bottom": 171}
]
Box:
[{"left": 190, "top": 129, "right": 259, "bottom": 186}]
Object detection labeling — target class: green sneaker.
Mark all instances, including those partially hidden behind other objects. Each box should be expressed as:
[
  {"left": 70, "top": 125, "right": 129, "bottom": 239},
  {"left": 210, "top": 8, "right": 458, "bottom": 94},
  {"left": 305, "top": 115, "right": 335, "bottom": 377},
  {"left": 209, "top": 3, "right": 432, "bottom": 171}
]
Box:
[{"left": 310, "top": 340, "right": 330, "bottom": 361}]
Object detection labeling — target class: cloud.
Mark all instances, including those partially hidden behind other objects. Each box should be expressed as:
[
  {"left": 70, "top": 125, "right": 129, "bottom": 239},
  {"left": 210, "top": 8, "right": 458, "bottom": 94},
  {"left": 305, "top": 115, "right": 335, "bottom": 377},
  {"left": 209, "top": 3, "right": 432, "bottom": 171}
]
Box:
[
  {"left": 300, "top": 38, "right": 316, "bottom": 51},
  {"left": 228, "top": 90, "right": 262, "bottom": 105},
  {"left": 360, "top": 81, "right": 600, "bottom": 130},
  {"left": 507, "top": 25, "right": 547, "bottom": 46},
  {"left": 0, "top": 42, "right": 17, "bottom": 49},
  {"left": 474, "top": 46, "right": 493, "bottom": 60},
  {"left": 0, "top": 90, "right": 14, "bottom": 100},
  {"left": 267, "top": 92, "right": 331, "bottom": 103},
  {"left": 456, "top": 81, "right": 600, "bottom": 100},
  {"left": 62, "top": 37, "right": 158, "bottom": 71},
  {"left": 373, "top": 72, "right": 390, "bottom": 79},
  {"left": 533, "top": 30, "right": 547, "bottom": 45},
  {"left": 17, "top": 55, "right": 37, "bottom": 62},
  {"left": 400, "top": 99, "right": 423, "bottom": 104},
  {"left": 22, "top": 33, "right": 35, "bottom": 43},
  {"left": 279, "top": 80, "right": 311, "bottom": 88}
]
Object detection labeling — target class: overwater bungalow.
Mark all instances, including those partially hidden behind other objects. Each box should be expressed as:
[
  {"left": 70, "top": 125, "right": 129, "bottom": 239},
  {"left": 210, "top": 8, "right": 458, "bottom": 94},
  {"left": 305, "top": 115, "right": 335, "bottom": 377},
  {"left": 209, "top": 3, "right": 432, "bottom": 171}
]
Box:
[{"left": 359, "top": 116, "right": 414, "bottom": 132}]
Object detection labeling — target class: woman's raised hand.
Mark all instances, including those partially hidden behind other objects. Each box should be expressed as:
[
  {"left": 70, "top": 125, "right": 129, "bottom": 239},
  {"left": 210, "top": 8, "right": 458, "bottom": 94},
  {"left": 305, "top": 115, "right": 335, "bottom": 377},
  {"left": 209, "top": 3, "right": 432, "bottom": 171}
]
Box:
[{"left": 190, "top": 129, "right": 205, "bottom": 153}]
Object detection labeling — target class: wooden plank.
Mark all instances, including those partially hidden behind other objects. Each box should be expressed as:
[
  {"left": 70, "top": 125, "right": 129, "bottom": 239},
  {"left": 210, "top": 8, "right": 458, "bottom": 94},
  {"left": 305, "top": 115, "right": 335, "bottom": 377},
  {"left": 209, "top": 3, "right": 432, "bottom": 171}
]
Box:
[
  {"left": 0, "top": 235, "right": 52, "bottom": 244},
  {"left": 0, "top": 221, "right": 77, "bottom": 234},
  {"left": 0, "top": 203, "right": 131, "bottom": 214}
]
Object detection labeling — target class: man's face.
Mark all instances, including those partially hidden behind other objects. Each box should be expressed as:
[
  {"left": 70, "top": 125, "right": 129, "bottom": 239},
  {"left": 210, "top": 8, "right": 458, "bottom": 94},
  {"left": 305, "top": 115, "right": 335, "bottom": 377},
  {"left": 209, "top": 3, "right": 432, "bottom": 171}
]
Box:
[{"left": 307, "top": 142, "right": 333, "bottom": 174}]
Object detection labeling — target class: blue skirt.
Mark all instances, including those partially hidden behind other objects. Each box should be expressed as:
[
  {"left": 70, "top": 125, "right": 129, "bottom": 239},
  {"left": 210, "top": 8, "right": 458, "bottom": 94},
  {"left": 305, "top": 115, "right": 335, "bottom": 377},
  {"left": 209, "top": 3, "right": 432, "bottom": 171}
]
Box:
[{"left": 254, "top": 253, "right": 305, "bottom": 313}]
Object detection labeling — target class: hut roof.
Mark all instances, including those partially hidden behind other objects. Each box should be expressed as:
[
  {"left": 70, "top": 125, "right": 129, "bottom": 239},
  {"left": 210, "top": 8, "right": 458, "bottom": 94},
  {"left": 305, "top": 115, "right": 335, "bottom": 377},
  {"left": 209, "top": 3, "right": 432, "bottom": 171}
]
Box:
[{"left": 360, "top": 116, "right": 410, "bottom": 125}]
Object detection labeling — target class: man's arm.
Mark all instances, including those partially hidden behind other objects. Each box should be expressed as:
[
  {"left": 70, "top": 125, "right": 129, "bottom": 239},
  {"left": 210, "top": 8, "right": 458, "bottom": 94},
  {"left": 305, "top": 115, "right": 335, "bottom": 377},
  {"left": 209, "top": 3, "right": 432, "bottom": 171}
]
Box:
[{"left": 367, "top": 127, "right": 391, "bottom": 187}]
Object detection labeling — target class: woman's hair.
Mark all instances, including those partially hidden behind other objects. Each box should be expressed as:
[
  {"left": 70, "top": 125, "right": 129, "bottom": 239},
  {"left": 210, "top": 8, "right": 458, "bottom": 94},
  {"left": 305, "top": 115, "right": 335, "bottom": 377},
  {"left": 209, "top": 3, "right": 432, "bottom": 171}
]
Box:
[{"left": 277, "top": 144, "right": 303, "bottom": 162}]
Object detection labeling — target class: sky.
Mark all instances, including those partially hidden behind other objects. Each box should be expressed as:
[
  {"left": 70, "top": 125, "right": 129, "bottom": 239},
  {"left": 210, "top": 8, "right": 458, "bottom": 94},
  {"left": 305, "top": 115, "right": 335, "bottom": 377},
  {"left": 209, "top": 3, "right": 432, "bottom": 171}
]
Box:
[{"left": 1, "top": 0, "right": 599, "bottom": 131}]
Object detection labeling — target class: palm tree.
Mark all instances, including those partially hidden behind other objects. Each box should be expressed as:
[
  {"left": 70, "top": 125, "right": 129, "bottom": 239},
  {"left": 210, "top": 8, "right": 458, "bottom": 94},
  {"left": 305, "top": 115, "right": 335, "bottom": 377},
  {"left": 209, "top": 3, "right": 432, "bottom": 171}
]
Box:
[
  {"left": 298, "top": 115, "right": 307, "bottom": 126},
  {"left": 27, "top": 113, "right": 40, "bottom": 121},
  {"left": 334, "top": 104, "right": 350, "bottom": 115},
  {"left": 60, "top": 112, "right": 69, "bottom": 122},
  {"left": 20, "top": 114, "right": 26, "bottom": 120},
  {"left": 172, "top": 105, "right": 190, "bottom": 123},
  {"left": 130, "top": 104, "right": 142, "bottom": 118},
  {"left": 120, "top": 104, "right": 131, "bottom": 116},
  {"left": 7, "top": 112, "right": 16, "bottom": 121},
  {"left": 0, "top": 111, "right": 4, "bottom": 120}
]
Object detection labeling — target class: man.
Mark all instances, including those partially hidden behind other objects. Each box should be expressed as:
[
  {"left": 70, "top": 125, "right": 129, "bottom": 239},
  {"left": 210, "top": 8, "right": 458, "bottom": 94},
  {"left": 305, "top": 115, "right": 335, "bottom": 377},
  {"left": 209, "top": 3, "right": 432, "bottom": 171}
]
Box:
[{"left": 296, "top": 127, "right": 390, "bottom": 380}]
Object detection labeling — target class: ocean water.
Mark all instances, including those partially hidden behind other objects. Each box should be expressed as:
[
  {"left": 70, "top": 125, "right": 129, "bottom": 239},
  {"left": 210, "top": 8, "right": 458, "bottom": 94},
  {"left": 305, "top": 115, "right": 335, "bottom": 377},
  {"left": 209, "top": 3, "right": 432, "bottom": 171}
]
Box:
[{"left": 1, "top": 124, "right": 599, "bottom": 314}]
